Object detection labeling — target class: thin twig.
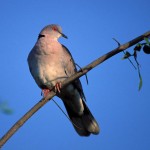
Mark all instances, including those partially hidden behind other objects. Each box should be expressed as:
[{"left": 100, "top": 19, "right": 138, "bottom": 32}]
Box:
[
  {"left": 122, "top": 50, "right": 137, "bottom": 69},
  {"left": 75, "top": 63, "right": 89, "bottom": 85},
  {"left": 112, "top": 38, "right": 121, "bottom": 46},
  {"left": 0, "top": 30, "right": 150, "bottom": 148},
  {"left": 52, "top": 99, "right": 83, "bottom": 129},
  {"left": 113, "top": 38, "right": 137, "bottom": 69}
]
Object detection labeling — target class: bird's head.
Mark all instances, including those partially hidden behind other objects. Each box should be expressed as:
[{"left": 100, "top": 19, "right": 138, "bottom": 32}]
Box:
[{"left": 39, "top": 24, "right": 68, "bottom": 40}]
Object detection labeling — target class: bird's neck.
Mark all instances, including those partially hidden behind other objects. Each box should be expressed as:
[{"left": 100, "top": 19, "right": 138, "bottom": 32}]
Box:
[
  {"left": 38, "top": 34, "right": 45, "bottom": 39},
  {"left": 35, "top": 37, "right": 61, "bottom": 55},
  {"left": 38, "top": 33, "right": 59, "bottom": 41}
]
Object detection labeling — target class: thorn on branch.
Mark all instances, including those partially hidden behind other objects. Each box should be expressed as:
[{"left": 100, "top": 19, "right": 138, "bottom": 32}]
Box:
[
  {"left": 112, "top": 38, "right": 121, "bottom": 47},
  {"left": 113, "top": 38, "right": 137, "bottom": 70}
]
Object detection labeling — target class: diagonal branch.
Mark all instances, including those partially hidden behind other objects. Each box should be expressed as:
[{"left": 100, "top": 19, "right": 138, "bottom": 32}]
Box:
[{"left": 0, "top": 30, "right": 150, "bottom": 148}]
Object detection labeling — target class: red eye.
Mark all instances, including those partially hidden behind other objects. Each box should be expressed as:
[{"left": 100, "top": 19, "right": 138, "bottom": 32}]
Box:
[{"left": 52, "top": 26, "right": 58, "bottom": 31}]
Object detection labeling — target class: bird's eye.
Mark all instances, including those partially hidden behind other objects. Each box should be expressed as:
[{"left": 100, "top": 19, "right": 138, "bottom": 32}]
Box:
[{"left": 52, "top": 26, "right": 58, "bottom": 31}]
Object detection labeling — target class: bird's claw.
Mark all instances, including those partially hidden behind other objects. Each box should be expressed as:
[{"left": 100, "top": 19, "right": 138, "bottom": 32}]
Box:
[
  {"left": 42, "top": 89, "right": 51, "bottom": 97},
  {"left": 42, "top": 82, "right": 62, "bottom": 97},
  {"left": 55, "top": 82, "right": 62, "bottom": 93}
]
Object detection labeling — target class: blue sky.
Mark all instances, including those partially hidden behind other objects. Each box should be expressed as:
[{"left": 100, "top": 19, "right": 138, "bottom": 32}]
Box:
[{"left": 0, "top": 0, "right": 150, "bottom": 149}]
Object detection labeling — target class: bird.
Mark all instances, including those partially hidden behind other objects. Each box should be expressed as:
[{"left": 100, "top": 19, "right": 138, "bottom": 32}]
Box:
[{"left": 27, "top": 24, "right": 100, "bottom": 136}]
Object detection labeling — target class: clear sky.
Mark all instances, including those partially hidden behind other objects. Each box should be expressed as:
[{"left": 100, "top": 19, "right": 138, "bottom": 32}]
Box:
[{"left": 0, "top": 0, "right": 150, "bottom": 149}]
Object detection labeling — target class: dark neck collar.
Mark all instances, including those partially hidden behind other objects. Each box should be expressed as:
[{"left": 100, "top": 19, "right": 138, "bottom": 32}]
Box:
[{"left": 38, "top": 34, "right": 45, "bottom": 39}]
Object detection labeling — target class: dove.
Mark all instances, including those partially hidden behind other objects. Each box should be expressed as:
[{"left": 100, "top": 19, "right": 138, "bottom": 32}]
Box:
[{"left": 28, "top": 24, "right": 99, "bottom": 136}]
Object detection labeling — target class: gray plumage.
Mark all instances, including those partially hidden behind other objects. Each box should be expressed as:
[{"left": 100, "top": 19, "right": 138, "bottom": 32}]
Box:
[{"left": 28, "top": 24, "right": 99, "bottom": 136}]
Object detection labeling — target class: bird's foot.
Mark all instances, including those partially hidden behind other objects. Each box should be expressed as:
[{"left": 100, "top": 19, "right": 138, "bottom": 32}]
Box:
[
  {"left": 42, "top": 89, "right": 51, "bottom": 97},
  {"left": 41, "top": 82, "right": 62, "bottom": 97},
  {"left": 55, "top": 82, "right": 62, "bottom": 93}
]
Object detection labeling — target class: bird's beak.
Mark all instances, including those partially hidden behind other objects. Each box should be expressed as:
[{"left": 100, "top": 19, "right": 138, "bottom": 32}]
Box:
[
  {"left": 61, "top": 33, "right": 68, "bottom": 39},
  {"left": 57, "top": 30, "right": 68, "bottom": 39}
]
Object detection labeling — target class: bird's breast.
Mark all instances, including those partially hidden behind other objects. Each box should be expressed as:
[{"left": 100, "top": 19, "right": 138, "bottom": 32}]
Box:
[{"left": 28, "top": 51, "right": 67, "bottom": 89}]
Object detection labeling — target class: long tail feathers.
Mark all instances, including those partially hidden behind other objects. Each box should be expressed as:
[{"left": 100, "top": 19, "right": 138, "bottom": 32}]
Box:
[{"left": 63, "top": 100, "right": 100, "bottom": 136}]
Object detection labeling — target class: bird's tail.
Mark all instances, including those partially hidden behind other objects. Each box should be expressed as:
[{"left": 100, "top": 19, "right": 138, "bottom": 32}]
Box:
[{"left": 63, "top": 100, "right": 100, "bottom": 136}]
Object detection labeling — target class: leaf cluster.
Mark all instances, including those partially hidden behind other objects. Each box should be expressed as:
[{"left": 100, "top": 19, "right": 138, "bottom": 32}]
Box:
[{"left": 122, "top": 37, "right": 150, "bottom": 90}]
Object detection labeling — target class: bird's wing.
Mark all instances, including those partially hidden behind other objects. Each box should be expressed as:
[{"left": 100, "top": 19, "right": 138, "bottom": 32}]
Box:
[
  {"left": 61, "top": 44, "right": 77, "bottom": 75},
  {"left": 62, "top": 44, "right": 86, "bottom": 101}
]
